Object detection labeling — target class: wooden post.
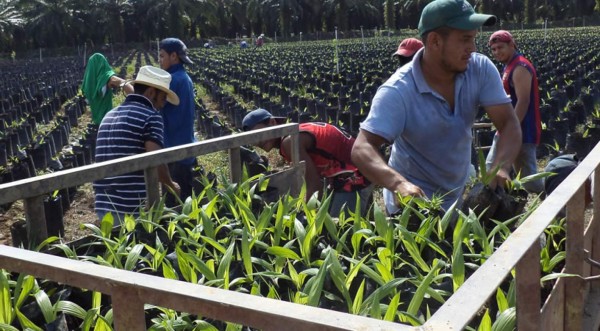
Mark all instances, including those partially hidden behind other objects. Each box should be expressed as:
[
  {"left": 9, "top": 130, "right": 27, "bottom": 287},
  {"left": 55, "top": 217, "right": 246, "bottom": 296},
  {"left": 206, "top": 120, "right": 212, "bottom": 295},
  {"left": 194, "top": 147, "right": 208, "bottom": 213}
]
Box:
[
  {"left": 565, "top": 185, "right": 585, "bottom": 330},
  {"left": 144, "top": 167, "right": 160, "bottom": 209},
  {"left": 229, "top": 147, "right": 242, "bottom": 183},
  {"left": 111, "top": 286, "right": 146, "bottom": 331},
  {"left": 289, "top": 131, "right": 302, "bottom": 196},
  {"left": 592, "top": 168, "right": 600, "bottom": 285},
  {"left": 516, "top": 240, "right": 541, "bottom": 330},
  {"left": 24, "top": 195, "right": 47, "bottom": 247}
]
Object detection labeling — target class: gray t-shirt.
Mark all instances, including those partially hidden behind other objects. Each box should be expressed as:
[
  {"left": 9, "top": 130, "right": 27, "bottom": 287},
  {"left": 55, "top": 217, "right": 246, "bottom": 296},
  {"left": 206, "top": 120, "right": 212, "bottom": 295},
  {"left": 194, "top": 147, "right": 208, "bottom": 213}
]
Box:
[{"left": 361, "top": 49, "right": 510, "bottom": 213}]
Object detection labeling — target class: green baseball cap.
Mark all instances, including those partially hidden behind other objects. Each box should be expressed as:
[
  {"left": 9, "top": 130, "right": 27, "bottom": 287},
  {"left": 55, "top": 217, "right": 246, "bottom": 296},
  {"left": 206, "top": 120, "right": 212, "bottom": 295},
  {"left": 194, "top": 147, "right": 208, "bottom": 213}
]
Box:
[{"left": 418, "top": 0, "right": 497, "bottom": 36}]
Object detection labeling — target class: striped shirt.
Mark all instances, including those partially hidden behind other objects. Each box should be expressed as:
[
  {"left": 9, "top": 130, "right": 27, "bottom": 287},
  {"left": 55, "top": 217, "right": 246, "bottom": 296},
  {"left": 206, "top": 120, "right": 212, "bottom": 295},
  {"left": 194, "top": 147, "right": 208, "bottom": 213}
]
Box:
[{"left": 93, "top": 94, "right": 164, "bottom": 215}]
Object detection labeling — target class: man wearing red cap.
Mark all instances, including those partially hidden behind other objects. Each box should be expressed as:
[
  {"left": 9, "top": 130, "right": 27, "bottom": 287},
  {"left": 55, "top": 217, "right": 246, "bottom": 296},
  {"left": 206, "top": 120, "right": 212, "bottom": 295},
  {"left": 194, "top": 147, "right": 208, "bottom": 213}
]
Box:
[
  {"left": 392, "top": 38, "right": 424, "bottom": 66},
  {"left": 486, "top": 30, "right": 543, "bottom": 193}
]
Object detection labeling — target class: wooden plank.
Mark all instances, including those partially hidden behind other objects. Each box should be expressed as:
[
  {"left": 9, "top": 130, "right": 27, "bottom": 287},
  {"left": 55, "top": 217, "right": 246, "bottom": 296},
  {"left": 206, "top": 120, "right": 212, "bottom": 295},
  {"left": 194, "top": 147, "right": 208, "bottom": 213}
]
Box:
[
  {"left": 0, "top": 124, "right": 300, "bottom": 205},
  {"left": 583, "top": 286, "right": 600, "bottom": 331},
  {"left": 565, "top": 186, "right": 586, "bottom": 331},
  {"left": 24, "top": 195, "right": 47, "bottom": 246},
  {"left": 0, "top": 245, "right": 413, "bottom": 331},
  {"left": 423, "top": 142, "right": 600, "bottom": 330},
  {"left": 263, "top": 163, "right": 305, "bottom": 197},
  {"left": 516, "top": 242, "right": 541, "bottom": 331},
  {"left": 592, "top": 168, "right": 600, "bottom": 287},
  {"left": 229, "top": 147, "right": 241, "bottom": 183},
  {"left": 144, "top": 166, "right": 160, "bottom": 209},
  {"left": 541, "top": 278, "right": 565, "bottom": 331},
  {"left": 112, "top": 286, "right": 146, "bottom": 331}
]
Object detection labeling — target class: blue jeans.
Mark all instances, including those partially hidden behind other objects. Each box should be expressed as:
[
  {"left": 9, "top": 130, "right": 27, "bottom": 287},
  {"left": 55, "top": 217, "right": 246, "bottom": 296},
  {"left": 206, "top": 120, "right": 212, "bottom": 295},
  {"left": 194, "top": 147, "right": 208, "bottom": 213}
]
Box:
[
  {"left": 485, "top": 134, "right": 544, "bottom": 193},
  {"left": 328, "top": 185, "right": 373, "bottom": 217},
  {"left": 164, "top": 160, "right": 198, "bottom": 208}
]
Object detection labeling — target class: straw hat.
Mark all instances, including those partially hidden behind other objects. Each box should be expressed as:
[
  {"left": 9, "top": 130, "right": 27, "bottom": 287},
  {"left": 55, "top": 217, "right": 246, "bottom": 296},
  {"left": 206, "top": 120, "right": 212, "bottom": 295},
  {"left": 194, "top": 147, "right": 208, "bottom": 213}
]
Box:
[{"left": 130, "top": 66, "right": 180, "bottom": 105}]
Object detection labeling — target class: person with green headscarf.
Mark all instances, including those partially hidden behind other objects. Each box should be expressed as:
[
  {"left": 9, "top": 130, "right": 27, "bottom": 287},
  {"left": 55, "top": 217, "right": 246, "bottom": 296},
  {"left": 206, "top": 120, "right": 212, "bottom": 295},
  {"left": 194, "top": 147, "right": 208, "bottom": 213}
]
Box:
[{"left": 82, "top": 53, "right": 134, "bottom": 125}]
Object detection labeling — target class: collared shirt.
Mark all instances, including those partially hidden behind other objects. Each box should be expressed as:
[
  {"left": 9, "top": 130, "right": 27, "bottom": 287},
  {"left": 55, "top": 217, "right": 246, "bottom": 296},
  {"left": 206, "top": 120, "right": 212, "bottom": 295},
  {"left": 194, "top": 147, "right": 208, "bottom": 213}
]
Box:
[
  {"left": 361, "top": 48, "right": 510, "bottom": 213},
  {"left": 162, "top": 63, "right": 196, "bottom": 165},
  {"left": 93, "top": 94, "right": 164, "bottom": 215}
]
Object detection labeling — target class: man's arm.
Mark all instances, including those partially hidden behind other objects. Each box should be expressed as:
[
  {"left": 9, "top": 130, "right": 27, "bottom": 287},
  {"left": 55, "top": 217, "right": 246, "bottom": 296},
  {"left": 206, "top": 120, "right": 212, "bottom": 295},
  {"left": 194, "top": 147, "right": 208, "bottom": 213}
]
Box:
[
  {"left": 485, "top": 103, "right": 522, "bottom": 188},
  {"left": 281, "top": 133, "right": 322, "bottom": 201},
  {"left": 512, "top": 66, "right": 533, "bottom": 122},
  {"left": 351, "top": 129, "right": 425, "bottom": 201},
  {"left": 144, "top": 141, "right": 181, "bottom": 196},
  {"left": 108, "top": 75, "right": 134, "bottom": 95}
]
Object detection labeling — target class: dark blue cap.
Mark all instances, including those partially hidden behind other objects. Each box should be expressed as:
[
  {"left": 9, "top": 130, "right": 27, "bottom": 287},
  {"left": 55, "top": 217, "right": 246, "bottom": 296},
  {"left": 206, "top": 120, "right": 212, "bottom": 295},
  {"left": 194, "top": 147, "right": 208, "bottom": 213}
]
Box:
[
  {"left": 242, "top": 108, "right": 286, "bottom": 131},
  {"left": 159, "top": 38, "right": 193, "bottom": 65}
]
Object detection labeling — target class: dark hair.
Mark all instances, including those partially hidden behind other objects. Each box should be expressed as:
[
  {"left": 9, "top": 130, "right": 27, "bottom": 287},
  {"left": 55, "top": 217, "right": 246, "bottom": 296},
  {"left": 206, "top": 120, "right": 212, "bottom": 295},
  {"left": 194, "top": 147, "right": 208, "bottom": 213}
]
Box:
[
  {"left": 423, "top": 26, "right": 452, "bottom": 45},
  {"left": 397, "top": 55, "right": 415, "bottom": 66},
  {"left": 133, "top": 83, "right": 151, "bottom": 95}
]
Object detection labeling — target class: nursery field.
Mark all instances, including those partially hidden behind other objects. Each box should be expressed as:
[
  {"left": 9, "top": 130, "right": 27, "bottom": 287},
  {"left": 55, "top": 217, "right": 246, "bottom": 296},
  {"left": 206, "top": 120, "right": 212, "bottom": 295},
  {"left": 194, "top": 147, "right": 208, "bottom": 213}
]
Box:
[{"left": 0, "top": 26, "right": 600, "bottom": 330}]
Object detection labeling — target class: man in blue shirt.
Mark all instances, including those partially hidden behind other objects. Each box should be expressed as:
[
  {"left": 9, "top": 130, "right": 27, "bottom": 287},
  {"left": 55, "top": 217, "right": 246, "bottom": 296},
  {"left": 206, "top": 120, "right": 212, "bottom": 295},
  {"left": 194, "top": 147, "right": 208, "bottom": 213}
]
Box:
[
  {"left": 351, "top": 0, "right": 522, "bottom": 215},
  {"left": 159, "top": 38, "right": 198, "bottom": 207}
]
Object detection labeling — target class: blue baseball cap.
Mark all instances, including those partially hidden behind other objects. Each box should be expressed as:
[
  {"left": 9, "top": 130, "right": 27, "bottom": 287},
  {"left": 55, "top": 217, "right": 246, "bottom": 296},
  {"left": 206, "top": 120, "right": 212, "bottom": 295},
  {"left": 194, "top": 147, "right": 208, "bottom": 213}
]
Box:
[
  {"left": 159, "top": 38, "right": 193, "bottom": 65},
  {"left": 418, "top": 0, "right": 497, "bottom": 36},
  {"left": 242, "top": 108, "right": 286, "bottom": 131}
]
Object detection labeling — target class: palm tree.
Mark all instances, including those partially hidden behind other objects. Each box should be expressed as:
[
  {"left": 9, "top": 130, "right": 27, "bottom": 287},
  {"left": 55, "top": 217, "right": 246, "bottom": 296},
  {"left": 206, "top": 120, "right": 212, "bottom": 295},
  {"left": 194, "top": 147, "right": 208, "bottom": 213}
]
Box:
[
  {"left": 91, "top": 0, "right": 132, "bottom": 44},
  {"left": 384, "top": 0, "right": 395, "bottom": 30},
  {"left": 0, "top": 0, "right": 23, "bottom": 51},
  {"left": 17, "top": 0, "right": 78, "bottom": 48}
]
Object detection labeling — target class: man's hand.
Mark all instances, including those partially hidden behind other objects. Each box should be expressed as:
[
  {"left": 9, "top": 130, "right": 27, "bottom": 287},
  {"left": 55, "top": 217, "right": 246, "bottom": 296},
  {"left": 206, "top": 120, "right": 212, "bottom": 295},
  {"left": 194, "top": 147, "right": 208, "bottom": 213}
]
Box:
[
  {"left": 167, "top": 181, "right": 181, "bottom": 197},
  {"left": 488, "top": 168, "right": 511, "bottom": 190},
  {"left": 393, "top": 180, "right": 426, "bottom": 207}
]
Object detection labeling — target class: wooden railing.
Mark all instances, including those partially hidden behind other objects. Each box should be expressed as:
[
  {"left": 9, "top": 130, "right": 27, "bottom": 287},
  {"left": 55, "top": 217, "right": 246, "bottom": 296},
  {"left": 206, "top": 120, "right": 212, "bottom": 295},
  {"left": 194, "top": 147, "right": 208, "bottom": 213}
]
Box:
[
  {"left": 0, "top": 123, "right": 304, "bottom": 246},
  {"left": 422, "top": 143, "right": 600, "bottom": 331},
  {"left": 0, "top": 124, "right": 599, "bottom": 330}
]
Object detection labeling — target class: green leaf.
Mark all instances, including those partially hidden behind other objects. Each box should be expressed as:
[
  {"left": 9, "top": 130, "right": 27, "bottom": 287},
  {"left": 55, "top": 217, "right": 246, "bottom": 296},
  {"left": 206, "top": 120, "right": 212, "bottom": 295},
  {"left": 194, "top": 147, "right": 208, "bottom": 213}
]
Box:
[
  {"left": 397, "top": 226, "right": 430, "bottom": 273},
  {"left": 266, "top": 246, "right": 302, "bottom": 261},
  {"left": 540, "top": 272, "right": 580, "bottom": 285},
  {"left": 478, "top": 309, "right": 492, "bottom": 331},
  {"left": 34, "top": 290, "right": 55, "bottom": 323},
  {"left": 305, "top": 253, "right": 330, "bottom": 307},
  {"left": 496, "top": 288, "right": 508, "bottom": 313},
  {"left": 100, "top": 213, "right": 114, "bottom": 238},
  {"left": 345, "top": 256, "right": 368, "bottom": 290},
  {"left": 124, "top": 214, "right": 136, "bottom": 232},
  {"left": 327, "top": 251, "right": 353, "bottom": 311},
  {"left": 176, "top": 246, "right": 196, "bottom": 283},
  {"left": 162, "top": 263, "right": 178, "bottom": 280},
  {"left": 384, "top": 292, "right": 400, "bottom": 322},
  {"left": 15, "top": 309, "right": 42, "bottom": 331},
  {"left": 200, "top": 236, "right": 227, "bottom": 254},
  {"left": 124, "top": 244, "right": 144, "bottom": 271},
  {"left": 241, "top": 228, "right": 253, "bottom": 281},
  {"left": 351, "top": 279, "right": 365, "bottom": 315},
  {"left": 0, "top": 323, "right": 19, "bottom": 331},
  {"left": 55, "top": 300, "right": 87, "bottom": 320},
  {"left": 408, "top": 260, "right": 443, "bottom": 317},
  {"left": 15, "top": 275, "right": 35, "bottom": 310},
  {"left": 0, "top": 270, "right": 13, "bottom": 324},
  {"left": 217, "top": 241, "right": 236, "bottom": 288},
  {"left": 452, "top": 243, "right": 465, "bottom": 291},
  {"left": 491, "top": 307, "right": 516, "bottom": 331}
]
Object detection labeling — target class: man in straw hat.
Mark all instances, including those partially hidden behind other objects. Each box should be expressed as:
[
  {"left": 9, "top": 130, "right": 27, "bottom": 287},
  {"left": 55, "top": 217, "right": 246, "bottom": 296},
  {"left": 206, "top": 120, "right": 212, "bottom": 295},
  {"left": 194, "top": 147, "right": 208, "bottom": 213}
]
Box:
[
  {"left": 352, "top": 0, "right": 522, "bottom": 216},
  {"left": 94, "top": 65, "right": 181, "bottom": 224}
]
